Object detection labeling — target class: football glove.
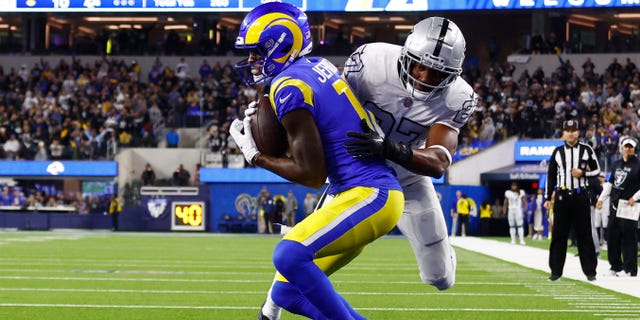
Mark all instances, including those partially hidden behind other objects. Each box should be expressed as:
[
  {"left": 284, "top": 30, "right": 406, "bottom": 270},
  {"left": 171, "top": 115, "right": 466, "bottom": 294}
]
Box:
[
  {"left": 244, "top": 100, "right": 257, "bottom": 117},
  {"left": 229, "top": 117, "right": 260, "bottom": 164},
  {"left": 345, "top": 119, "right": 413, "bottom": 165}
]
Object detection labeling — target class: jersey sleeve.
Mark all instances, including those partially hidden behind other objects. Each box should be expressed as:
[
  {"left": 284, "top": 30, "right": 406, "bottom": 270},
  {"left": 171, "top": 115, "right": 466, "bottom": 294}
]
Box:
[
  {"left": 439, "top": 78, "right": 478, "bottom": 129},
  {"left": 269, "top": 76, "right": 315, "bottom": 122},
  {"left": 343, "top": 44, "right": 368, "bottom": 97}
]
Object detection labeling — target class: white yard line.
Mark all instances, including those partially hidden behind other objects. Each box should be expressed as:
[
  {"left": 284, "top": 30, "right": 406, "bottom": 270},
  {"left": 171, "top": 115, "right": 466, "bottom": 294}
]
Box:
[
  {"left": 0, "top": 275, "right": 565, "bottom": 286},
  {"left": 0, "top": 287, "right": 609, "bottom": 298},
  {"left": 0, "top": 303, "right": 638, "bottom": 313},
  {"left": 450, "top": 237, "right": 640, "bottom": 299}
]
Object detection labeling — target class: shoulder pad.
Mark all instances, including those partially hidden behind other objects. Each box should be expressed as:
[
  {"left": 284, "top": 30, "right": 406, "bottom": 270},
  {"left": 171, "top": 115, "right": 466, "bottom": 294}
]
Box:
[{"left": 444, "top": 78, "right": 477, "bottom": 112}]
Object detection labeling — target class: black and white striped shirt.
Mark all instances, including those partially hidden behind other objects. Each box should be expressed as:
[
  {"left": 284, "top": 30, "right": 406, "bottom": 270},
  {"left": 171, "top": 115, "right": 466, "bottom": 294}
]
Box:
[{"left": 545, "top": 142, "right": 601, "bottom": 200}]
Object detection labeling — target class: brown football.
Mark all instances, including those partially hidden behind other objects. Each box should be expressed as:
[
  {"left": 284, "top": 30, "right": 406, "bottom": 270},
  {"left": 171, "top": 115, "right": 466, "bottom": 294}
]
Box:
[{"left": 250, "top": 95, "right": 288, "bottom": 157}]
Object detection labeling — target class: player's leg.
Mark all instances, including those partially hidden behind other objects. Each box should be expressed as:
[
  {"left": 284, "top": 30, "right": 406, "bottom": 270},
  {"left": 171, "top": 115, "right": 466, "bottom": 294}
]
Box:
[
  {"left": 270, "top": 248, "right": 365, "bottom": 320},
  {"left": 594, "top": 209, "right": 603, "bottom": 245},
  {"left": 396, "top": 178, "right": 456, "bottom": 290},
  {"left": 516, "top": 209, "right": 526, "bottom": 245},
  {"left": 258, "top": 190, "right": 336, "bottom": 320},
  {"left": 601, "top": 210, "right": 608, "bottom": 247},
  {"left": 508, "top": 210, "right": 517, "bottom": 244},
  {"left": 450, "top": 213, "right": 458, "bottom": 237},
  {"left": 272, "top": 187, "right": 403, "bottom": 319},
  {"left": 533, "top": 209, "right": 542, "bottom": 240},
  {"left": 589, "top": 206, "right": 600, "bottom": 256},
  {"left": 259, "top": 278, "right": 282, "bottom": 320}
]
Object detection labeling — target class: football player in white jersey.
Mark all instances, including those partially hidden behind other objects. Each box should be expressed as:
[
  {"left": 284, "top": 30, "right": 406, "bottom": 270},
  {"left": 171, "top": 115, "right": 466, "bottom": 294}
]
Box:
[
  {"left": 257, "top": 17, "right": 476, "bottom": 320},
  {"left": 504, "top": 182, "right": 528, "bottom": 245},
  {"left": 343, "top": 16, "right": 475, "bottom": 290}
]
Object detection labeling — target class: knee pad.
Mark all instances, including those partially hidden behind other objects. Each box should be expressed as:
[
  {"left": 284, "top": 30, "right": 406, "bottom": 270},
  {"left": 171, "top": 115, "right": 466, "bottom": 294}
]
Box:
[
  {"left": 273, "top": 240, "right": 314, "bottom": 277},
  {"left": 397, "top": 207, "right": 448, "bottom": 246}
]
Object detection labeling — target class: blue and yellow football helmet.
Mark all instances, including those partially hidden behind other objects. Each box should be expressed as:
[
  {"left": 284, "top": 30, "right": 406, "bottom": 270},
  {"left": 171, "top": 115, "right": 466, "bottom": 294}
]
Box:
[{"left": 234, "top": 2, "right": 312, "bottom": 85}]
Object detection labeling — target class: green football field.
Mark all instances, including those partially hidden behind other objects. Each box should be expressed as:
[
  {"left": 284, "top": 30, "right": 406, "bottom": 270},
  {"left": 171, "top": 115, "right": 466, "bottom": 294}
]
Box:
[{"left": 0, "top": 231, "right": 638, "bottom": 320}]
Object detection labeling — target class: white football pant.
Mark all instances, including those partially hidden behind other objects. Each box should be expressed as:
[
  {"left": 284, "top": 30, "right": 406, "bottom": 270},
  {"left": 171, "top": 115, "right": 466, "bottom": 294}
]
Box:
[{"left": 396, "top": 177, "right": 456, "bottom": 290}]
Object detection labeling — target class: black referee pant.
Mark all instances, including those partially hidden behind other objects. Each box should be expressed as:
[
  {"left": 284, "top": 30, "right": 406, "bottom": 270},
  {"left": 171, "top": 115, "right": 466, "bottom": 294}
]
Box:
[{"left": 549, "top": 190, "right": 597, "bottom": 278}]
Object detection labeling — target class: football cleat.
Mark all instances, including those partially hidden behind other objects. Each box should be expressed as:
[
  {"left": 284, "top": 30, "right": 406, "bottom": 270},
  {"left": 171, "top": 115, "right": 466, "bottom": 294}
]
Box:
[{"left": 547, "top": 274, "right": 561, "bottom": 282}]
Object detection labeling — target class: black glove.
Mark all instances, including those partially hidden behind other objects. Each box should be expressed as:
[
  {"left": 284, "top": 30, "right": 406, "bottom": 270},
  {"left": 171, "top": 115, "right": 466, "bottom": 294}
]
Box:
[{"left": 345, "top": 119, "right": 413, "bottom": 165}]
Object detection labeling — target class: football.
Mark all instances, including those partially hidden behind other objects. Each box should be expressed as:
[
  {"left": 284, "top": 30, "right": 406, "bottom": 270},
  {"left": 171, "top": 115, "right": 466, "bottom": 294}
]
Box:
[{"left": 250, "top": 95, "right": 288, "bottom": 157}]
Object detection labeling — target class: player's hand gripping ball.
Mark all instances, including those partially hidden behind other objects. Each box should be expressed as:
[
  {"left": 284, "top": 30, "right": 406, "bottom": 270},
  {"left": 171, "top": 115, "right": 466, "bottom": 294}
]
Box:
[{"left": 248, "top": 95, "right": 288, "bottom": 157}]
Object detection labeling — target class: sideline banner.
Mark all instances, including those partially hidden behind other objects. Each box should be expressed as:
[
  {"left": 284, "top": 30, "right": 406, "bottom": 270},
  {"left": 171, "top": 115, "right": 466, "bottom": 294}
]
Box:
[
  {"left": 0, "top": 160, "right": 117, "bottom": 177},
  {"left": 7, "top": 0, "right": 638, "bottom": 12}
]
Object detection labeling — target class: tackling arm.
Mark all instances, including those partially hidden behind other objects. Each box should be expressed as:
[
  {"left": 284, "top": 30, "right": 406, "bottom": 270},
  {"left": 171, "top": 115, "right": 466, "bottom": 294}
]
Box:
[
  {"left": 345, "top": 122, "right": 457, "bottom": 178},
  {"left": 404, "top": 123, "right": 458, "bottom": 178}
]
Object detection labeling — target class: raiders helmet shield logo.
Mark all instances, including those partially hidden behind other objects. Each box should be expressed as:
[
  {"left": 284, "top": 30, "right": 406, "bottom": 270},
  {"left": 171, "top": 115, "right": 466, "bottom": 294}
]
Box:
[
  {"left": 147, "top": 198, "right": 168, "bottom": 218},
  {"left": 614, "top": 169, "right": 628, "bottom": 187}
]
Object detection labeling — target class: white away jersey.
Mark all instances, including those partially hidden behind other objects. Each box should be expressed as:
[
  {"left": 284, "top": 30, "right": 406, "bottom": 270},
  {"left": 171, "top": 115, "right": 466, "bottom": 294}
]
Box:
[
  {"left": 343, "top": 42, "right": 477, "bottom": 185},
  {"left": 505, "top": 189, "right": 525, "bottom": 212}
]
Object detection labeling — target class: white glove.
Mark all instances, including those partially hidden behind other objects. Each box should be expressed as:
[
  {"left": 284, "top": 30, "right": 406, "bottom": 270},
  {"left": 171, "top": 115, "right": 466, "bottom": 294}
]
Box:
[
  {"left": 244, "top": 100, "right": 257, "bottom": 117},
  {"left": 229, "top": 117, "right": 260, "bottom": 164}
]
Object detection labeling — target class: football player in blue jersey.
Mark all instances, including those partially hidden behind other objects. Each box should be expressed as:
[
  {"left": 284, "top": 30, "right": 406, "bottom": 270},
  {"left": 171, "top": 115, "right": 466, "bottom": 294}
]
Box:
[
  {"left": 228, "top": 3, "right": 404, "bottom": 320},
  {"left": 253, "top": 15, "right": 477, "bottom": 320}
]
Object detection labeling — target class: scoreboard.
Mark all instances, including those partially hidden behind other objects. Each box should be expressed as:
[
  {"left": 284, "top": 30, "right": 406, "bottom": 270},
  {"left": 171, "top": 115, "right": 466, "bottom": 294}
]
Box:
[
  {"left": 171, "top": 201, "right": 206, "bottom": 231},
  {"left": 5, "top": 0, "right": 639, "bottom": 12}
]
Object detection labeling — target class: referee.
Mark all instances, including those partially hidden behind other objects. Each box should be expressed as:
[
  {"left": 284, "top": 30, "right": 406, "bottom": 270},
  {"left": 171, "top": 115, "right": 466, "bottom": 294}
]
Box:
[{"left": 544, "top": 119, "right": 599, "bottom": 281}]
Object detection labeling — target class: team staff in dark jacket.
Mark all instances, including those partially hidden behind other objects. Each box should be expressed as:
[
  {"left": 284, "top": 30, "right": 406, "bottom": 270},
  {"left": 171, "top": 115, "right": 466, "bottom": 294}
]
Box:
[
  {"left": 544, "top": 120, "right": 600, "bottom": 282},
  {"left": 597, "top": 136, "right": 640, "bottom": 277}
]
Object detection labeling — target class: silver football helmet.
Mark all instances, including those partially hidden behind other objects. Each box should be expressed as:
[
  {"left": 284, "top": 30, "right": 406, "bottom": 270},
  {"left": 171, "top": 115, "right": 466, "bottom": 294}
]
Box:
[{"left": 399, "top": 17, "right": 466, "bottom": 101}]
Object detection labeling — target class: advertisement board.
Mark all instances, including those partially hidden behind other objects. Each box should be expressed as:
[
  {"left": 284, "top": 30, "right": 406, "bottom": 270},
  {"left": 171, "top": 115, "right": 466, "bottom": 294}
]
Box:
[
  {"left": 514, "top": 140, "right": 564, "bottom": 162},
  {"left": 3, "top": 0, "right": 637, "bottom": 12},
  {"left": 0, "top": 160, "right": 118, "bottom": 178}
]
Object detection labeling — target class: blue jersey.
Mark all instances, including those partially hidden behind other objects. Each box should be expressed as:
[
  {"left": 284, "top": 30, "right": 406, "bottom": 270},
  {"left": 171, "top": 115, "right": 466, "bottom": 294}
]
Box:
[{"left": 269, "top": 57, "right": 400, "bottom": 194}]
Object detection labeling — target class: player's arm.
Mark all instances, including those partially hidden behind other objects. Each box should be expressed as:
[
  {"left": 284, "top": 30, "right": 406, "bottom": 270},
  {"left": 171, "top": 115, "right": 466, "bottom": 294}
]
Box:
[
  {"left": 404, "top": 123, "right": 458, "bottom": 178},
  {"left": 503, "top": 197, "right": 508, "bottom": 214},
  {"left": 346, "top": 78, "right": 474, "bottom": 178},
  {"left": 521, "top": 193, "right": 528, "bottom": 208},
  {"left": 345, "top": 121, "right": 457, "bottom": 178},
  {"left": 254, "top": 109, "right": 327, "bottom": 189}
]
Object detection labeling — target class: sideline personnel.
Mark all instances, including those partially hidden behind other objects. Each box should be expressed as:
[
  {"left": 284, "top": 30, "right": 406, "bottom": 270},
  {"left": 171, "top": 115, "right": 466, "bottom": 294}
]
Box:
[
  {"left": 544, "top": 119, "right": 600, "bottom": 281},
  {"left": 597, "top": 137, "right": 640, "bottom": 277}
]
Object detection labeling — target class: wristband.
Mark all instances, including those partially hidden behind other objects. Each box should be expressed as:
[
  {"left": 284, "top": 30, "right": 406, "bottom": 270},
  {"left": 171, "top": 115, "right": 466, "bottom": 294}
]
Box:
[{"left": 384, "top": 140, "right": 413, "bottom": 165}]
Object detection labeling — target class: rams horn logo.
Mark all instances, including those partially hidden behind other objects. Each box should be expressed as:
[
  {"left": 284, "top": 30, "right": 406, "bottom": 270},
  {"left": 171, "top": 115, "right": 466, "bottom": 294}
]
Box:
[
  {"left": 235, "top": 193, "right": 257, "bottom": 217},
  {"left": 46, "top": 161, "right": 65, "bottom": 175}
]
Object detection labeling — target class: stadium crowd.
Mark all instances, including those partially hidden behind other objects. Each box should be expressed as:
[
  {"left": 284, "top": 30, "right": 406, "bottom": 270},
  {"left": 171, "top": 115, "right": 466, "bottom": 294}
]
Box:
[
  {"left": 461, "top": 55, "right": 640, "bottom": 172},
  {"left": 0, "top": 56, "right": 255, "bottom": 212},
  {"left": 0, "top": 56, "right": 255, "bottom": 162},
  {"left": 0, "top": 45, "right": 638, "bottom": 212}
]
